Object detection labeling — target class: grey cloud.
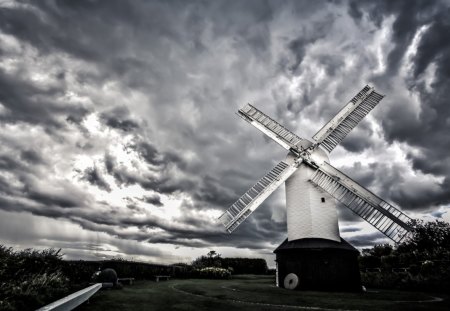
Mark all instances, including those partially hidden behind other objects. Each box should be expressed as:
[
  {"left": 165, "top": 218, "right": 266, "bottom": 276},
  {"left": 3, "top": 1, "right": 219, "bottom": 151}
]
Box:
[
  {"left": 348, "top": 0, "right": 440, "bottom": 79},
  {"left": 191, "top": 175, "right": 238, "bottom": 207},
  {"left": 104, "top": 153, "right": 140, "bottom": 187},
  {"left": 104, "top": 150, "right": 195, "bottom": 196},
  {"left": 337, "top": 204, "right": 361, "bottom": 223},
  {"left": 347, "top": 231, "right": 387, "bottom": 248},
  {"left": 412, "top": 14, "right": 450, "bottom": 78},
  {"left": 100, "top": 107, "right": 140, "bottom": 132},
  {"left": 286, "top": 16, "right": 335, "bottom": 75},
  {"left": 339, "top": 121, "right": 375, "bottom": 153},
  {"left": 140, "top": 143, "right": 168, "bottom": 166},
  {"left": 340, "top": 226, "right": 362, "bottom": 233},
  {"left": 20, "top": 149, "right": 44, "bottom": 165},
  {"left": 113, "top": 240, "right": 164, "bottom": 258},
  {"left": 102, "top": 115, "right": 139, "bottom": 133},
  {"left": 0, "top": 68, "right": 89, "bottom": 130},
  {"left": 347, "top": 0, "right": 450, "bottom": 177},
  {"left": 140, "top": 194, "right": 163, "bottom": 207},
  {"left": 82, "top": 166, "right": 112, "bottom": 192},
  {"left": 0, "top": 154, "right": 26, "bottom": 173},
  {"left": 349, "top": 0, "right": 450, "bottom": 209},
  {"left": 390, "top": 177, "right": 450, "bottom": 211},
  {"left": 23, "top": 179, "right": 90, "bottom": 209}
]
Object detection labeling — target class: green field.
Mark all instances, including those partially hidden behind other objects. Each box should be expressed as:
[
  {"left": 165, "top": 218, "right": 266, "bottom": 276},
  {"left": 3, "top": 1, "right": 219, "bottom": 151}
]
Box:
[{"left": 78, "top": 275, "right": 449, "bottom": 311}]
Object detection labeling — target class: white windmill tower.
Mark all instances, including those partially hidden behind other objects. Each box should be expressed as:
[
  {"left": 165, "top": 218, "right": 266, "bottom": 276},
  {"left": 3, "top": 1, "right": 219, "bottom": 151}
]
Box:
[{"left": 218, "top": 85, "right": 412, "bottom": 291}]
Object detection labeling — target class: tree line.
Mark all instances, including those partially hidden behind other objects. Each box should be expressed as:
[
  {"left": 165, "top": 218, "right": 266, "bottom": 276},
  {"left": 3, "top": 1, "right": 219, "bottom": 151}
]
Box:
[
  {"left": 190, "top": 250, "right": 269, "bottom": 275},
  {"left": 359, "top": 219, "right": 450, "bottom": 292}
]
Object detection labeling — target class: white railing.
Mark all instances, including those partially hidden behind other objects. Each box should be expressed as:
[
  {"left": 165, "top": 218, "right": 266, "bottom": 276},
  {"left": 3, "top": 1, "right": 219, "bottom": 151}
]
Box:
[{"left": 36, "top": 283, "right": 102, "bottom": 311}]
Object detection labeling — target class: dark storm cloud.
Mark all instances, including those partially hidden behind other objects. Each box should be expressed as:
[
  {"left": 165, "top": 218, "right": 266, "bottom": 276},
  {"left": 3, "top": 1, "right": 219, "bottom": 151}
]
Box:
[
  {"left": 103, "top": 116, "right": 139, "bottom": 132},
  {"left": 346, "top": 0, "right": 450, "bottom": 209},
  {"left": 0, "top": 0, "right": 136, "bottom": 63},
  {"left": 20, "top": 173, "right": 94, "bottom": 209},
  {"left": 140, "top": 194, "right": 163, "bottom": 207},
  {"left": 0, "top": 0, "right": 279, "bottom": 93},
  {"left": 338, "top": 162, "right": 378, "bottom": 190},
  {"left": 61, "top": 203, "right": 228, "bottom": 249},
  {"left": 134, "top": 142, "right": 184, "bottom": 168},
  {"left": 100, "top": 110, "right": 140, "bottom": 132},
  {"left": 82, "top": 166, "right": 111, "bottom": 192},
  {"left": 104, "top": 134, "right": 243, "bottom": 212},
  {"left": 26, "top": 189, "right": 80, "bottom": 208},
  {"left": 348, "top": 0, "right": 440, "bottom": 79},
  {"left": 20, "top": 149, "right": 44, "bottom": 165},
  {"left": 104, "top": 153, "right": 140, "bottom": 187},
  {"left": 390, "top": 177, "right": 450, "bottom": 211},
  {"left": 0, "top": 68, "right": 89, "bottom": 129},
  {"left": 412, "top": 15, "right": 450, "bottom": 78},
  {"left": 104, "top": 149, "right": 195, "bottom": 197},
  {"left": 286, "top": 16, "right": 335, "bottom": 75},
  {"left": 0, "top": 154, "right": 25, "bottom": 172},
  {"left": 339, "top": 122, "right": 375, "bottom": 153},
  {"left": 191, "top": 175, "right": 238, "bottom": 207},
  {"left": 338, "top": 160, "right": 449, "bottom": 211}
]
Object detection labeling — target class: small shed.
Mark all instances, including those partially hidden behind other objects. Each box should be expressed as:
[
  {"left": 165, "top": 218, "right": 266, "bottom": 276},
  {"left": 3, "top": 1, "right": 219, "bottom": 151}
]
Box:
[{"left": 274, "top": 237, "right": 361, "bottom": 291}]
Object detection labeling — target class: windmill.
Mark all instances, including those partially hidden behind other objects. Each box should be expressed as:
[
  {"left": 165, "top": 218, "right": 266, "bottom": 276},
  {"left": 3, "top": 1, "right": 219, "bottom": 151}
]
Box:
[{"left": 218, "top": 85, "right": 413, "bottom": 291}]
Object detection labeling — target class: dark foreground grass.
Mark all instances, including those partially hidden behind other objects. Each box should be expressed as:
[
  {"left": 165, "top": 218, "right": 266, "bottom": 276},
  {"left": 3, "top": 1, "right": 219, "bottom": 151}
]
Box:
[{"left": 78, "top": 275, "right": 450, "bottom": 311}]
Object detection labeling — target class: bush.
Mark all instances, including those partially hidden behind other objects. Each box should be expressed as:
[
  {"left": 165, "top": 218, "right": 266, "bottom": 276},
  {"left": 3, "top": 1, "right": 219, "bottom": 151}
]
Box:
[
  {"left": 221, "top": 258, "right": 268, "bottom": 275},
  {"left": 0, "top": 245, "right": 70, "bottom": 311},
  {"left": 190, "top": 251, "right": 269, "bottom": 275},
  {"left": 195, "top": 267, "right": 231, "bottom": 279},
  {"left": 171, "top": 264, "right": 193, "bottom": 279},
  {"left": 63, "top": 259, "right": 174, "bottom": 282}
]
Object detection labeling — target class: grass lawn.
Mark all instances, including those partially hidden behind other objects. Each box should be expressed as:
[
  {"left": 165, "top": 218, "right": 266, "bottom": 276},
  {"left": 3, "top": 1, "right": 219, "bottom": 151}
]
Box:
[{"left": 78, "top": 275, "right": 450, "bottom": 311}]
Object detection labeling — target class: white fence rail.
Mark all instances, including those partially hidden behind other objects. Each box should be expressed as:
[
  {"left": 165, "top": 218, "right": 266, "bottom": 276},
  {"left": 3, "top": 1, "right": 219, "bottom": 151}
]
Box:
[{"left": 36, "top": 283, "right": 102, "bottom": 311}]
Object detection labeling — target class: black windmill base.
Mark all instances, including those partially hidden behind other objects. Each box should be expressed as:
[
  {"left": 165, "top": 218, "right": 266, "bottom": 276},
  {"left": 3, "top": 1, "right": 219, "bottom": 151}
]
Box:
[{"left": 274, "top": 238, "right": 361, "bottom": 292}]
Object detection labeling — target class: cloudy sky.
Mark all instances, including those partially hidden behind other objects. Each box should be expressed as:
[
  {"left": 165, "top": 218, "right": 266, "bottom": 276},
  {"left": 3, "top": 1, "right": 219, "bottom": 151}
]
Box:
[{"left": 0, "top": 0, "right": 449, "bottom": 266}]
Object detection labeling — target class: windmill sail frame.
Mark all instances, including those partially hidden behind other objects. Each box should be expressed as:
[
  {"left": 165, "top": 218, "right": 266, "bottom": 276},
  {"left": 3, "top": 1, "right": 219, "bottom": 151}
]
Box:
[
  {"left": 219, "top": 160, "right": 300, "bottom": 233},
  {"left": 313, "top": 85, "right": 384, "bottom": 153},
  {"left": 238, "top": 104, "right": 305, "bottom": 153},
  {"left": 309, "top": 162, "right": 412, "bottom": 243}
]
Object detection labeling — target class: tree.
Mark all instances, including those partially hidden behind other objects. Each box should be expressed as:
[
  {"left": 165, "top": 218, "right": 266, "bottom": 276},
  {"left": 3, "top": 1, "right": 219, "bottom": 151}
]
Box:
[
  {"left": 397, "top": 219, "right": 450, "bottom": 255},
  {"left": 359, "top": 219, "right": 450, "bottom": 292},
  {"left": 359, "top": 220, "right": 450, "bottom": 269},
  {"left": 207, "top": 250, "right": 220, "bottom": 260},
  {"left": 192, "top": 250, "right": 222, "bottom": 269},
  {"left": 361, "top": 244, "right": 393, "bottom": 257}
]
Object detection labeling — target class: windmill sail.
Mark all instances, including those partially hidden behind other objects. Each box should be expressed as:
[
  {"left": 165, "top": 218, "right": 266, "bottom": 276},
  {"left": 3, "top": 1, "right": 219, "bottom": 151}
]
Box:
[
  {"left": 313, "top": 85, "right": 384, "bottom": 153},
  {"left": 219, "top": 160, "right": 300, "bottom": 233},
  {"left": 238, "top": 104, "right": 305, "bottom": 153},
  {"left": 309, "top": 162, "right": 412, "bottom": 243}
]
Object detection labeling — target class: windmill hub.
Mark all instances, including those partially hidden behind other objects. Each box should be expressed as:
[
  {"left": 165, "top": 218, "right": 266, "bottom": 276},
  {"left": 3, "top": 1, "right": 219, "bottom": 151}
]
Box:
[{"left": 218, "top": 85, "right": 413, "bottom": 291}]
